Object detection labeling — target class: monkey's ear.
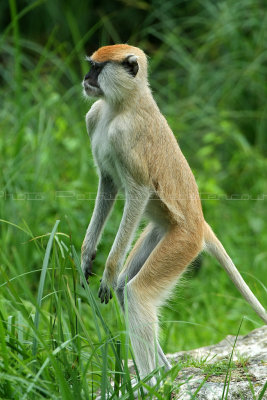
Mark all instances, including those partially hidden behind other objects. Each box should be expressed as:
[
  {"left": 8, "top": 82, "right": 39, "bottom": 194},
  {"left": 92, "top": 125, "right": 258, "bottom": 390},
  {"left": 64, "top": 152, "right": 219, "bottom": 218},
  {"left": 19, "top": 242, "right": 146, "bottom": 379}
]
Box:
[{"left": 122, "top": 54, "right": 139, "bottom": 77}]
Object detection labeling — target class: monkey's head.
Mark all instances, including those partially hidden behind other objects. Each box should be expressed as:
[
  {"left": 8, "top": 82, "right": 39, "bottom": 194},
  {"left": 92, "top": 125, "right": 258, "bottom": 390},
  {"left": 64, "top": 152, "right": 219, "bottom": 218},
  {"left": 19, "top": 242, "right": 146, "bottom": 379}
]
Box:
[{"left": 83, "top": 44, "right": 148, "bottom": 103}]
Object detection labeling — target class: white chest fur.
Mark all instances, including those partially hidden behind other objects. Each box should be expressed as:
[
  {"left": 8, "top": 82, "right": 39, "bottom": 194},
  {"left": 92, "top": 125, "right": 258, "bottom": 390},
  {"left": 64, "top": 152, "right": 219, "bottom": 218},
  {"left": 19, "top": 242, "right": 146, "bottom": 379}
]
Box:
[{"left": 91, "top": 107, "right": 123, "bottom": 187}]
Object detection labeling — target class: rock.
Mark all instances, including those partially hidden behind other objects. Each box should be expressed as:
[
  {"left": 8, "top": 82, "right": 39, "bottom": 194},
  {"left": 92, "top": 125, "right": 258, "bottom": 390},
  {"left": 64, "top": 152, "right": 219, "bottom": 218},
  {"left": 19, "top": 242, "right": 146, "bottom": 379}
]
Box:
[{"left": 167, "top": 325, "right": 267, "bottom": 399}]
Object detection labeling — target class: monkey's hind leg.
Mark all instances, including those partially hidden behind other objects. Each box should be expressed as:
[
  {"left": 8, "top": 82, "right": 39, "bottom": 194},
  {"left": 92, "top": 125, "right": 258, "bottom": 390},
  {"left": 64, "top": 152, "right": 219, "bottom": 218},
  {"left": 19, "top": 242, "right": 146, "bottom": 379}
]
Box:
[
  {"left": 116, "top": 223, "right": 163, "bottom": 308},
  {"left": 116, "top": 223, "right": 172, "bottom": 372},
  {"left": 125, "top": 225, "right": 203, "bottom": 386}
]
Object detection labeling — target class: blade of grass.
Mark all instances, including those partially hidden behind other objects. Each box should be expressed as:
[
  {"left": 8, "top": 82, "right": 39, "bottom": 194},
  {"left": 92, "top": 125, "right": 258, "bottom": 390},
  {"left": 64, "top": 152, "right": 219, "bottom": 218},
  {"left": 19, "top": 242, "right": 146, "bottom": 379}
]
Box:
[
  {"left": 258, "top": 379, "right": 267, "bottom": 400},
  {"left": 114, "top": 340, "right": 121, "bottom": 397},
  {"left": 2, "top": 0, "right": 45, "bottom": 42},
  {"left": 0, "top": 316, "right": 13, "bottom": 397},
  {"left": 101, "top": 341, "right": 108, "bottom": 400},
  {"left": 222, "top": 318, "right": 243, "bottom": 399},
  {"left": 123, "top": 280, "right": 134, "bottom": 399},
  {"left": 191, "top": 373, "right": 212, "bottom": 399},
  {"left": 9, "top": 0, "right": 21, "bottom": 103},
  {"left": 32, "top": 219, "right": 60, "bottom": 356}
]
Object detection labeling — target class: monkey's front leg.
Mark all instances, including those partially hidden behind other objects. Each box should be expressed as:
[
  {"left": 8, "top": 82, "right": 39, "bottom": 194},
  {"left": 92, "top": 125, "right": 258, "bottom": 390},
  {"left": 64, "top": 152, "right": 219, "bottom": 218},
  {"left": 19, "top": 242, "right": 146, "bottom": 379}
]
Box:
[
  {"left": 81, "top": 175, "right": 117, "bottom": 284},
  {"left": 98, "top": 186, "right": 150, "bottom": 304}
]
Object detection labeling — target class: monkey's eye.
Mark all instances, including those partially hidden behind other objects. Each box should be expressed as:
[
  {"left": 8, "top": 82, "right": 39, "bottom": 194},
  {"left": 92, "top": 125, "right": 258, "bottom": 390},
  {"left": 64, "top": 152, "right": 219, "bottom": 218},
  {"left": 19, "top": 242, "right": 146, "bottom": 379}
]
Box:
[
  {"left": 86, "top": 58, "right": 107, "bottom": 73},
  {"left": 86, "top": 58, "right": 99, "bottom": 72},
  {"left": 87, "top": 62, "right": 96, "bottom": 71},
  {"left": 86, "top": 57, "right": 94, "bottom": 66},
  {"left": 84, "top": 59, "right": 107, "bottom": 83},
  {"left": 122, "top": 55, "right": 139, "bottom": 77}
]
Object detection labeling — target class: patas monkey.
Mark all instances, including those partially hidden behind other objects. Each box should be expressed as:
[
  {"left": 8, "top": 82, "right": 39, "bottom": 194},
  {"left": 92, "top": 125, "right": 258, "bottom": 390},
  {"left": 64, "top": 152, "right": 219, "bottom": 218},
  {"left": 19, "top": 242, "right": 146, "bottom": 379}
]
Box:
[{"left": 81, "top": 44, "right": 267, "bottom": 388}]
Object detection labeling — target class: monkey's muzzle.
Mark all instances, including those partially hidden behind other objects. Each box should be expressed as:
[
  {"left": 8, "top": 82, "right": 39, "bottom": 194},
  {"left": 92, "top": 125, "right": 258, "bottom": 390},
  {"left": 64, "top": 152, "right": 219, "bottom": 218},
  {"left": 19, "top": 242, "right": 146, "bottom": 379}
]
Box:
[
  {"left": 83, "top": 79, "right": 103, "bottom": 97},
  {"left": 83, "top": 79, "right": 99, "bottom": 89}
]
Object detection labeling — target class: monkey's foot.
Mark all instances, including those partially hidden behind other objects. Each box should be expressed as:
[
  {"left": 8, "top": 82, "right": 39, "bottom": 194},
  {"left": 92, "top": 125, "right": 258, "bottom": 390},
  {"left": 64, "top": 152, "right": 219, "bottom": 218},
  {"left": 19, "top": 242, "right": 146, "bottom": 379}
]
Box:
[{"left": 98, "top": 279, "right": 113, "bottom": 304}]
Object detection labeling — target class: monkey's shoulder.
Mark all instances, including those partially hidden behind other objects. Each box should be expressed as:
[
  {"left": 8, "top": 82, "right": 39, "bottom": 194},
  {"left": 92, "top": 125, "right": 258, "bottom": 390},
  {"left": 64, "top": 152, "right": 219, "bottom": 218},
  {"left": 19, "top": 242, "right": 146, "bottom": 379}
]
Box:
[{"left": 85, "top": 100, "right": 104, "bottom": 137}]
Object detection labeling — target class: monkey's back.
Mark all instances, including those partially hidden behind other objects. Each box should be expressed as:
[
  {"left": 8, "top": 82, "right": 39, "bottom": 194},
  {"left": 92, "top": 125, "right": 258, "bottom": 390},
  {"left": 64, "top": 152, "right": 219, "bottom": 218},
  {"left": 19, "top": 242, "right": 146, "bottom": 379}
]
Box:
[{"left": 131, "top": 99, "right": 204, "bottom": 228}]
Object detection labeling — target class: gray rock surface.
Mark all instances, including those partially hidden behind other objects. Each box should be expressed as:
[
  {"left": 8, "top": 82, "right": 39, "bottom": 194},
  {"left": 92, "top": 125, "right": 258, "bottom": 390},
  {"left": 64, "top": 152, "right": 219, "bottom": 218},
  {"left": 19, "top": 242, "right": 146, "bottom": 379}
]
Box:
[{"left": 167, "top": 325, "right": 267, "bottom": 399}]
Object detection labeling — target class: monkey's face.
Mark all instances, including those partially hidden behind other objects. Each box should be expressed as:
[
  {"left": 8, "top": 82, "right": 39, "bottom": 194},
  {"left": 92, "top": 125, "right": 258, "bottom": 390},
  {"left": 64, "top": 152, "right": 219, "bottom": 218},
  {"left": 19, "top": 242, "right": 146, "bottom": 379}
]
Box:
[
  {"left": 83, "top": 53, "right": 141, "bottom": 102},
  {"left": 83, "top": 60, "right": 106, "bottom": 97}
]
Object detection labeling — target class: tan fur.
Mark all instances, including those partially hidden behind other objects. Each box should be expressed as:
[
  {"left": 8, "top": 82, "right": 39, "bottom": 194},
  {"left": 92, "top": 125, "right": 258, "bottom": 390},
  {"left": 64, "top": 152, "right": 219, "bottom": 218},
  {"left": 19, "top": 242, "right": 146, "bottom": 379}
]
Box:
[
  {"left": 132, "top": 225, "right": 203, "bottom": 300},
  {"left": 82, "top": 44, "right": 267, "bottom": 393},
  {"left": 91, "top": 44, "right": 145, "bottom": 63}
]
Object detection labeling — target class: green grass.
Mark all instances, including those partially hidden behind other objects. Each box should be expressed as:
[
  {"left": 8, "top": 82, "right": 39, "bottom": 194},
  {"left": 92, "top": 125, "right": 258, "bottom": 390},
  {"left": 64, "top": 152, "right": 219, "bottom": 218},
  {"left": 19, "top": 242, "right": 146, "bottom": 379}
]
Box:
[
  {"left": 1, "top": 0, "right": 267, "bottom": 398},
  {"left": 0, "top": 223, "right": 199, "bottom": 399},
  {"left": 1, "top": 226, "right": 257, "bottom": 399}
]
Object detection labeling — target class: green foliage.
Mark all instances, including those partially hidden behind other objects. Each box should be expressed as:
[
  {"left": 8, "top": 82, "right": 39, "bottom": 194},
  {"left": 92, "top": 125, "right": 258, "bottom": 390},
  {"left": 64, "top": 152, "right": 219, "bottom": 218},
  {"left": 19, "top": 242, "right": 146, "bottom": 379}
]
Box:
[{"left": 1, "top": 0, "right": 267, "bottom": 398}]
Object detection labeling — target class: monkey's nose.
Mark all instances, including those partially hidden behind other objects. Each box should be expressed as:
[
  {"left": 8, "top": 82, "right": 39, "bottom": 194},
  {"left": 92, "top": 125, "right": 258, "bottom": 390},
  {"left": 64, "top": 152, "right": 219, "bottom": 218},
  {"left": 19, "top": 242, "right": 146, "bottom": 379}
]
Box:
[
  {"left": 83, "top": 79, "right": 89, "bottom": 88},
  {"left": 84, "top": 71, "right": 91, "bottom": 81}
]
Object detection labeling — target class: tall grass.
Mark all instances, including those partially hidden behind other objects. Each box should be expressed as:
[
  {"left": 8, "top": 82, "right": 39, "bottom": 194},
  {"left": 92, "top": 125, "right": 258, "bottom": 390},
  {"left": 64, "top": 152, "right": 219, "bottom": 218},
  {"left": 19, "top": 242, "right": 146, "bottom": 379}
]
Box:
[
  {"left": 1, "top": 0, "right": 267, "bottom": 398},
  {"left": 0, "top": 221, "right": 182, "bottom": 399},
  {"left": 2, "top": 222, "right": 263, "bottom": 399}
]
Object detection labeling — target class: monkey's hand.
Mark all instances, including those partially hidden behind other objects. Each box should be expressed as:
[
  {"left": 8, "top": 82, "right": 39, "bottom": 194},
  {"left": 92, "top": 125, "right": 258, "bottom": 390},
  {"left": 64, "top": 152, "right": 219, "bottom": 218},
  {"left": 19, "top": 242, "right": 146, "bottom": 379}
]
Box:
[
  {"left": 80, "top": 250, "right": 96, "bottom": 286},
  {"left": 98, "top": 276, "right": 114, "bottom": 304},
  {"left": 98, "top": 267, "right": 117, "bottom": 304}
]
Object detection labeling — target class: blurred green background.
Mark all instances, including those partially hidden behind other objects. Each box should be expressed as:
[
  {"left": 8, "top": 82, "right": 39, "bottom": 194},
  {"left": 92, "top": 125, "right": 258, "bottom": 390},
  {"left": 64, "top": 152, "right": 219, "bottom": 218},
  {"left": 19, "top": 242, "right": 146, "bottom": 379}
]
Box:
[{"left": 0, "top": 0, "right": 267, "bottom": 397}]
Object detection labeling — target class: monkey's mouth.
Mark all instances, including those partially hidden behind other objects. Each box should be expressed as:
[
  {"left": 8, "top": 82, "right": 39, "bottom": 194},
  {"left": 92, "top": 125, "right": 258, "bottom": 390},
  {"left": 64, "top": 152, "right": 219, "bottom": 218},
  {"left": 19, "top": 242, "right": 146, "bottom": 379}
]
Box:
[
  {"left": 83, "top": 79, "right": 100, "bottom": 90},
  {"left": 83, "top": 80, "right": 103, "bottom": 97}
]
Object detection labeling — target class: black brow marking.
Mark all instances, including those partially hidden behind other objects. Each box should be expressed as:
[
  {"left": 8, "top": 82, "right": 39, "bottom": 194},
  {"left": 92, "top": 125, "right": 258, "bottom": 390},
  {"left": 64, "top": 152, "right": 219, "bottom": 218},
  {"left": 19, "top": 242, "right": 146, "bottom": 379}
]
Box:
[
  {"left": 84, "top": 59, "right": 109, "bottom": 87},
  {"left": 86, "top": 57, "right": 108, "bottom": 69}
]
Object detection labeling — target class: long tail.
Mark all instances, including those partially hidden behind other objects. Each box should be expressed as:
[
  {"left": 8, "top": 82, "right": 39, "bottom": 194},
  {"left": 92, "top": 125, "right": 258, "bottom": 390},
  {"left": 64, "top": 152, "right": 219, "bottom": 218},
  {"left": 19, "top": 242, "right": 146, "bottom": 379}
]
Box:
[{"left": 204, "top": 221, "right": 267, "bottom": 324}]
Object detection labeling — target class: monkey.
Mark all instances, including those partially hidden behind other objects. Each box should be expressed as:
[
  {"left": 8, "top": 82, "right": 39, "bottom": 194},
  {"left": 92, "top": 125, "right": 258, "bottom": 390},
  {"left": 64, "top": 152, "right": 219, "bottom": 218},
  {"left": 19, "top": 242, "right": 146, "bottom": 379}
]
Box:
[{"left": 81, "top": 44, "right": 267, "bottom": 392}]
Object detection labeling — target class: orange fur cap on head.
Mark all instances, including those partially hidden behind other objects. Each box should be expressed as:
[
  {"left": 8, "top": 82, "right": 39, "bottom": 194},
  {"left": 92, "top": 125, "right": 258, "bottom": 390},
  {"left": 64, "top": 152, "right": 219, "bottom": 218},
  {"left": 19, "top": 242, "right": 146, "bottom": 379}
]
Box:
[{"left": 91, "top": 44, "right": 146, "bottom": 64}]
